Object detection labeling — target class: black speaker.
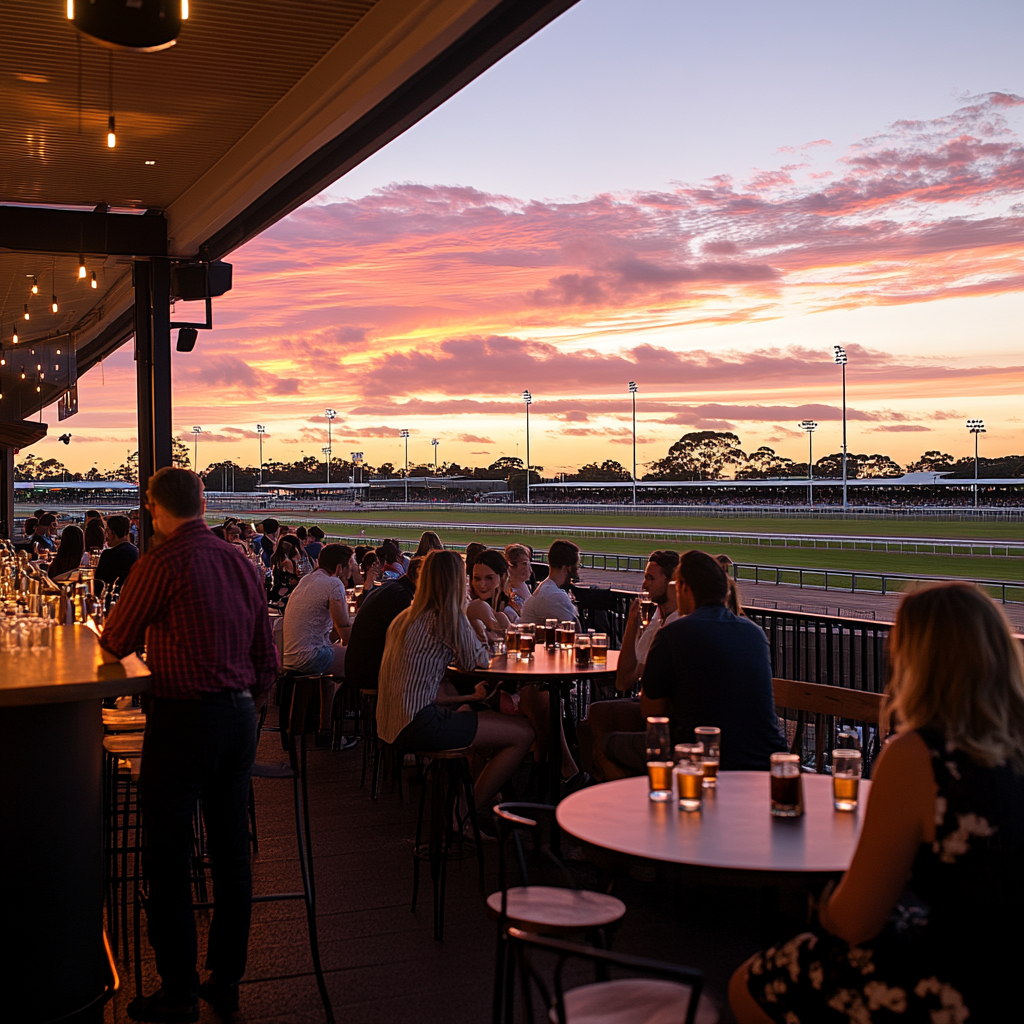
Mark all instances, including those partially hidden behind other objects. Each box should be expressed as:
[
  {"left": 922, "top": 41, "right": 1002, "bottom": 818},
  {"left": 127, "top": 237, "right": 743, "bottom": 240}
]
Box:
[
  {"left": 176, "top": 328, "right": 198, "bottom": 352},
  {"left": 171, "top": 262, "right": 233, "bottom": 301}
]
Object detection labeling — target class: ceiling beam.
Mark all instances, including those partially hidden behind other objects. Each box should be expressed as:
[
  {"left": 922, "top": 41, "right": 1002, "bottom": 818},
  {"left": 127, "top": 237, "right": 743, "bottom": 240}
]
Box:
[{"left": 0, "top": 206, "right": 167, "bottom": 258}]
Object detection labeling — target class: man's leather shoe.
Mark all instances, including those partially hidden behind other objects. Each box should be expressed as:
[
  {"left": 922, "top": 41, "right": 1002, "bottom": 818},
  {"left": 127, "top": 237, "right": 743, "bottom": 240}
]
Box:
[
  {"left": 126, "top": 989, "right": 199, "bottom": 1023},
  {"left": 199, "top": 977, "right": 241, "bottom": 1014}
]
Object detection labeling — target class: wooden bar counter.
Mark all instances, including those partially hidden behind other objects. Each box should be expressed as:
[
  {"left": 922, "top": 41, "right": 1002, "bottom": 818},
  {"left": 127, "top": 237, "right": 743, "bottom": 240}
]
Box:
[{"left": 0, "top": 625, "right": 151, "bottom": 1023}]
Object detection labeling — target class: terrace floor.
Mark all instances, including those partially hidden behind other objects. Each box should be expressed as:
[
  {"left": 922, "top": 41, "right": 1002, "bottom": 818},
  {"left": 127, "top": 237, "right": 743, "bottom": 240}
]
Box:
[{"left": 104, "top": 711, "right": 768, "bottom": 1024}]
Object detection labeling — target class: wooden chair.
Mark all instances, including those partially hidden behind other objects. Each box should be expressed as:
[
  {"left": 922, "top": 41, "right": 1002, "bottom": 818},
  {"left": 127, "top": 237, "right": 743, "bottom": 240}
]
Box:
[
  {"left": 507, "top": 928, "right": 715, "bottom": 1024},
  {"left": 772, "top": 677, "right": 885, "bottom": 774},
  {"left": 491, "top": 803, "right": 626, "bottom": 1024}
]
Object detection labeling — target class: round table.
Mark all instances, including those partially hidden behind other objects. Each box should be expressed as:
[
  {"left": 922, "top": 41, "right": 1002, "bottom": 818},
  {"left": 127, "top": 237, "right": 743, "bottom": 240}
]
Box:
[
  {"left": 451, "top": 647, "right": 618, "bottom": 802},
  {"left": 557, "top": 771, "right": 870, "bottom": 874}
]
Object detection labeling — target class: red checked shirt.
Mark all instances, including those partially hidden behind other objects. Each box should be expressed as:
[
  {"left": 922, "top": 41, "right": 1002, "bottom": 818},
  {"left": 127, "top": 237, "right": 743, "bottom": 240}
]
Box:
[{"left": 100, "top": 518, "right": 278, "bottom": 701}]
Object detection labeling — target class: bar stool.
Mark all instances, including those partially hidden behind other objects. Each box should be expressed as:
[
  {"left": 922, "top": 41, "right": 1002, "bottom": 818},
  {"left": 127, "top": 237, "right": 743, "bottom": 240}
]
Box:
[
  {"left": 411, "top": 748, "right": 486, "bottom": 941},
  {"left": 359, "top": 689, "right": 378, "bottom": 789},
  {"left": 488, "top": 803, "right": 626, "bottom": 1024}
]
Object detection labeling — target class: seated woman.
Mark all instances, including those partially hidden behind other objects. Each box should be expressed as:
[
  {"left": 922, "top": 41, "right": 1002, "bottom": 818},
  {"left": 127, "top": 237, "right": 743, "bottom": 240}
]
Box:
[
  {"left": 467, "top": 549, "right": 517, "bottom": 640},
  {"left": 47, "top": 525, "right": 85, "bottom": 582},
  {"left": 730, "top": 581, "right": 1024, "bottom": 1024},
  {"left": 376, "top": 550, "right": 534, "bottom": 818},
  {"left": 502, "top": 543, "right": 533, "bottom": 617},
  {"left": 268, "top": 536, "right": 301, "bottom": 612}
]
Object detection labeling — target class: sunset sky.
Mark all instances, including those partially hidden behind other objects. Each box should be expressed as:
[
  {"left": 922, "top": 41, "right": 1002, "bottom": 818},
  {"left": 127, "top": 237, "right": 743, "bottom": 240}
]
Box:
[{"left": 48, "top": 0, "right": 1023, "bottom": 477}]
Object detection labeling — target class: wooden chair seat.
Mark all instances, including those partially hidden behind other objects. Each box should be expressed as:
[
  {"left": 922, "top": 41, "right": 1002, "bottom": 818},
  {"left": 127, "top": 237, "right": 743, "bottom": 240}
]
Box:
[
  {"left": 102, "top": 710, "right": 146, "bottom": 731},
  {"left": 559, "top": 978, "right": 718, "bottom": 1024},
  {"left": 487, "top": 886, "right": 625, "bottom": 933},
  {"left": 102, "top": 735, "right": 144, "bottom": 756}
]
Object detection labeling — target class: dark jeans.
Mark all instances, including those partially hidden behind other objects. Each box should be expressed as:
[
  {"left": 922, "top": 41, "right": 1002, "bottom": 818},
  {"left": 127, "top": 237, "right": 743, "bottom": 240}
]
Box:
[{"left": 139, "top": 691, "right": 257, "bottom": 1002}]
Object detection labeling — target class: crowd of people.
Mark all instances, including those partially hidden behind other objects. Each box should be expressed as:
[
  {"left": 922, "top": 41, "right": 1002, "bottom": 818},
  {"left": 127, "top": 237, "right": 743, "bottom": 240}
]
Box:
[{"left": 62, "top": 467, "right": 1020, "bottom": 1023}]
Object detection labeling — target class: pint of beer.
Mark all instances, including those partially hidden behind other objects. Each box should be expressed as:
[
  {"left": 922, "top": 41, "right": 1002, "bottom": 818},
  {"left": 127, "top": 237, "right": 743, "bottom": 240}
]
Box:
[{"left": 832, "top": 749, "right": 862, "bottom": 811}]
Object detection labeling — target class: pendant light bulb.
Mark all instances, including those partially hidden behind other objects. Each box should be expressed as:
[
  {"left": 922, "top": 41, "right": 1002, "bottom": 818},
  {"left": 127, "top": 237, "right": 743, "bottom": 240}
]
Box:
[
  {"left": 78, "top": 257, "right": 86, "bottom": 279},
  {"left": 52, "top": 295, "right": 58, "bottom": 314},
  {"left": 91, "top": 271, "right": 97, "bottom": 289},
  {"left": 182, "top": 0, "right": 189, "bottom": 18},
  {"left": 31, "top": 277, "right": 38, "bottom": 294},
  {"left": 107, "top": 115, "right": 116, "bottom": 149},
  {"left": 12, "top": 324, "right": 18, "bottom": 345},
  {"left": 66, "top": 0, "right": 74, "bottom": 18},
  {"left": 23, "top": 304, "right": 30, "bottom": 321}
]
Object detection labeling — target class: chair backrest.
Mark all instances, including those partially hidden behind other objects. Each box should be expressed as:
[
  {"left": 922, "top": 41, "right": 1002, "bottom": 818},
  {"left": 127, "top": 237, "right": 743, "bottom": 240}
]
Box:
[
  {"left": 507, "top": 928, "right": 705, "bottom": 1024},
  {"left": 494, "top": 803, "right": 575, "bottom": 918},
  {"left": 772, "top": 677, "right": 886, "bottom": 775}
]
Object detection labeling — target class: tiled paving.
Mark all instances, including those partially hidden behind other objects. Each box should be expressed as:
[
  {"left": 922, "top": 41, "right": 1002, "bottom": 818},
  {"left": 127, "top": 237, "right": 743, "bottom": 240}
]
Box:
[{"left": 104, "top": 712, "right": 766, "bottom": 1024}]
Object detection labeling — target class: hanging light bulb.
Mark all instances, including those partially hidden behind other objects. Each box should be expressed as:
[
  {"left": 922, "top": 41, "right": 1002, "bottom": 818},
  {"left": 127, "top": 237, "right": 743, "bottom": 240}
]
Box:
[
  {"left": 56, "top": 348, "right": 61, "bottom": 355},
  {"left": 66, "top": 0, "right": 74, "bottom": 18},
  {"left": 78, "top": 256, "right": 86, "bottom": 279},
  {"left": 91, "top": 271, "right": 97, "bottom": 289},
  {"left": 31, "top": 277, "right": 38, "bottom": 295},
  {"left": 23, "top": 304, "right": 30, "bottom": 320},
  {"left": 182, "top": 0, "right": 189, "bottom": 18},
  {"left": 12, "top": 324, "right": 18, "bottom": 344},
  {"left": 52, "top": 295, "right": 59, "bottom": 314},
  {"left": 107, "top": 115, "right": 116, "bottom": 149}
]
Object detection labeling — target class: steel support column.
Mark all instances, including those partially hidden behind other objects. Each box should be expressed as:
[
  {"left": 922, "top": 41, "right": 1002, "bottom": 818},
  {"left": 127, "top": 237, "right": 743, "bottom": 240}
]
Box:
[
  {"left": 0, "top": 447, "right": 14, "bottom": 540},
  {"left": 134, "top": 258, "right": 173, "bottom": 550}
]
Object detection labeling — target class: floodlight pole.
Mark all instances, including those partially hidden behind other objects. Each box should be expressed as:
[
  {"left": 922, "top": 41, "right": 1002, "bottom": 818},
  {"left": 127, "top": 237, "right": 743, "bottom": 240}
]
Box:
[
  {"left": 834, "top": 347, "right": 848, "bottom": 508},
  {"left": 256, "top": 424, "right": 265, "bottom": 487},
  {"left": 967, "top": 419, "right": 986, "bottom": 508},
  {"left": 800, "top": 420, "right": 817, "bottom": 507},
  {"left": 400, "top": 429, "right": 410, "bottom": 503},
  {"left": 431, "top": 438, "right": 439, "bottom": 472},
  {"left": 522, "top": 390, "right": 532, "bottom": 505},
  {"left": 325, "top": 409, "right": 336, "bottom": 485},
  {"left": 191, "top": 426, "right": 201, "bottom": 473},
  {"left": 629, "top": 381, "right": 638, "bottom": 506}
]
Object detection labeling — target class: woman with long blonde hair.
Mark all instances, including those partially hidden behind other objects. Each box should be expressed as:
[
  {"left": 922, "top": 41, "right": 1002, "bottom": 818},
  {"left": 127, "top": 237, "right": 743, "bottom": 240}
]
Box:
[
  {"left": 377, "top": 550, "right": 534, "bottom": 815},
  {"left": 731, "top": 582, "right": 1024, "bottom": 1023}
]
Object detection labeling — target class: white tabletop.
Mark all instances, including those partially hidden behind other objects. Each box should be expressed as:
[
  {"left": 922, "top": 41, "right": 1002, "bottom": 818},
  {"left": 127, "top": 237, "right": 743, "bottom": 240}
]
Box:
[{"left": 556, "top": 772, "right": 870, "bottom": 874}]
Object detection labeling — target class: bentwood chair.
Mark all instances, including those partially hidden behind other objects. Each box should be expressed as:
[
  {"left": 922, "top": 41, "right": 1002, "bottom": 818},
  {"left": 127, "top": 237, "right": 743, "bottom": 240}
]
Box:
[
  {"left": 490, "top": 804, "right": 626, "bottom": 1024},
  {"left": 507, "top": 928, "right": 715, "bottom": 1024}
]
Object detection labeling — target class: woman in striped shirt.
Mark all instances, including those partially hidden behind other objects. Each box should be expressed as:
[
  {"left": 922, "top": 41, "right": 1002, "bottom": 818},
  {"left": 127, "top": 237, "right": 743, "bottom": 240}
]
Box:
[{"left": 377, "top": 550, "right": 535, "bottom": 812}]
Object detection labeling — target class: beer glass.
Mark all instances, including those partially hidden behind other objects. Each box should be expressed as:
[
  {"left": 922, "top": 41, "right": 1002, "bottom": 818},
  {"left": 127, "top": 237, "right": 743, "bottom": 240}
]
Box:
[
  {"left": 673, "top": 762, "right": 703, "bottom": 811},
  {"left": 573, "top": 634, "right": 592, "bottom": 668},
  {"left": 646, "top": 717, "right": 673, "bottom": 802},
  {"left": 832, "top": 749, "right": 862, "bottom": 811},
  {"left": 544, "top": 618, "right": 558, "bottom": 649},
  {"left": 505, "top": 625, "right": 520, "bottom": 652},
  {"left": 639, "top": 590, "right": 655, "bottom": 627},
  {"left": 674, "top": 743, "right": 703, "bottom": 765},
  {"left": 518, "top": 623, "right": 536, "bottom": 660},
  {"left": 558, "top": 620, "right": 576, "bottom": 649},
  {"left": 591, "top": 632, "right": 608, "bottom": 665},
  {"left": 770, "top": 753, "right": 803, "bottom": 817},
  {"left": 694, "top": 726, "right": 721, "bottom": 787}
]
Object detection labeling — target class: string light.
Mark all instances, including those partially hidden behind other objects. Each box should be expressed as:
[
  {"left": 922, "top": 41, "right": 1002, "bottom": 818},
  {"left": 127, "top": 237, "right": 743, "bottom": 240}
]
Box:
[
  {"left": 78, "top": 256, "right": 86, "bottom": 279},
  {"left": 31, "top": 277, "right": 38, "bottom": 294},
  {"left": 52, "top": 295, "right": 58, "bottom": 314},
  {"left": 12, "top": 324, "right": 18, "bottom": 344},
  {"left": 107, "top": 115, "right": 116, "bottom": 149},
  {"left": 182, "top": 0, "right": 189, "bottom": 18},
  {"left": 23, "top": 304, "right": 29, "bottom": 320},
  {"left": 66, "top": 0, "right": 73, "bottom": 18},
  {"left": 91, "top": 271, "right": 97, "bottom": 289}
]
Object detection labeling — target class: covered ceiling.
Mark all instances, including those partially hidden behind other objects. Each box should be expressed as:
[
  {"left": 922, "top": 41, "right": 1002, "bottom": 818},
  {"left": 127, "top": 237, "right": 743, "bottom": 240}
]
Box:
[{"left": 0, "top": 0, "right": 578, "bottom": 421}]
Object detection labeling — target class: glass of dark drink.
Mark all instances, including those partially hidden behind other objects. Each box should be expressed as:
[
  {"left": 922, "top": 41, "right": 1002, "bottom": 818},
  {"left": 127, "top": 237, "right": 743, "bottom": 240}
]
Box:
[
  {"left": 573, "top": 634, "right": 591, "bottom": 668},
  {"left": 770, "top": 753, "right": 803, "bottom": 817},
  {"left": 518, "top": 624, "right": 536, "bottom": 660},
  {"left": 544, "top": 618, "right": 558, "bottom": 649},
  {"left": 558, "top": 620, "right": 576, "bottom": 649}
]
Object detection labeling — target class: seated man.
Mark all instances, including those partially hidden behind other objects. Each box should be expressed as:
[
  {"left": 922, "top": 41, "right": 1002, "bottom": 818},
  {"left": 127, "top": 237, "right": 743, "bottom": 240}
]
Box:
[
  {"left": 282, "top": 543, "right": 354, "bottom": 744},
  {"left": 344, "top": 556, "right": 422, "bottom": 691},
  {"left": 580, "top": 549, "right": 680, "bottom": 780},
  {"left": 95, "top": 514, "right": 139, "bottom": 594},
  {"left": 601, "top": 550, "right": 787, "bottom": 778},
  {"left": 518, "top": 539, "right": 580, "bottom": 626}
]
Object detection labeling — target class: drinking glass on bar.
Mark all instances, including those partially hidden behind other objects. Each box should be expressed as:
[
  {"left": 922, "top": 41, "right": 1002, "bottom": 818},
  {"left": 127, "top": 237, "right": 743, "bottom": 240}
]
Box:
[
  {"left": 505, "top": 625, "right": 520, "bottom": 653},
  {"left": 832, "top": 749, "right": 862, "bottom": 811},
  {"left": 674, "top": 742, "right": 703, "bottom": 765},
  {"left": 591, "top": 632, "right": 608, "bottom": 665},
  {"left": 518, "top": 623, "right": 536, "bottom": 660},
  {"left": 673, "top": 761, "right": 703, "bottom": 811},
  {"left": 573, "top": 634, "right": 592, "bottom": 668},
  {"left": 646, "top": 717, "right": 673, "bottom": 802},
  {"left": 770, "top": 752, "right": 804, "bottom": 817},
  {"left": 544, "top": 618, "right": 558, "bottom": 649},
  {"left": 694, "top": 726, "right": 721, "bottom": 787},
  {"left": 639, "top": 589, "right": 654, "bottom": 627},
  {"left": 558, "top": 620, "right": 576, "bottom": 649}
]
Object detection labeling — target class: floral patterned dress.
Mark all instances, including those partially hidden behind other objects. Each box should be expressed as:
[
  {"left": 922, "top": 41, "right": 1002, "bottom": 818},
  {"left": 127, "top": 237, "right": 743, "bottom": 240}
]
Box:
[{"left": 747, "top": 729, "right": 1023, "bottom": 1023}]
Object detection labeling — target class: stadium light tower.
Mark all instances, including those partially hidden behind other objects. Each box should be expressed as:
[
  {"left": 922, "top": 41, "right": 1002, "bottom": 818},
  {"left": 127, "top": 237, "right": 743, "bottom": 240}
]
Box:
[
  {"left": 833, "top": 346, "right": 848, "bottom": 508},
  {"left": 256, "top": 424, "right": 266, "bottom": 487},
  {"left": 400, "top": 429, "right": 410, "bottom": 503},
  {"left": 967, "top": 418, "right": 986, "bottom": 508},
  {"left": 351, "top": 451, "right": 364, "bottom": 489},
  {"left": 191, "top": 426, "right": 201, "bottom": 472},
  {"left": 431, "top": 437, "right": 439, "bottom": 471},
  {"left": 522, "top": 390, "right": 533, "bottom": 505},
  {"left": 800, "top": 420, "right": 818, "bottom": 507},
  {"left": 324, "top": 409, "right": 337, "bottom": 484},
  {"left": 629, "top": 381, "right": 638, "bottom": 506}
]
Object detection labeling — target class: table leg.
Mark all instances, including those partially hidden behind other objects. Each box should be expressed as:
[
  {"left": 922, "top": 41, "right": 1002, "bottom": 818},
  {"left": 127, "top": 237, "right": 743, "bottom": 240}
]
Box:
[{"left": 548, "top": 680, "right": 563, "bottom": 854}]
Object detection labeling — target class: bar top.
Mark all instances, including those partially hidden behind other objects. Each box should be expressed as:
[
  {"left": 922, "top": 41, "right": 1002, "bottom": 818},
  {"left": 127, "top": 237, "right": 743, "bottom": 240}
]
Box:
[{"left": 0, "top": 624, "right": 151, "bottom": 707}]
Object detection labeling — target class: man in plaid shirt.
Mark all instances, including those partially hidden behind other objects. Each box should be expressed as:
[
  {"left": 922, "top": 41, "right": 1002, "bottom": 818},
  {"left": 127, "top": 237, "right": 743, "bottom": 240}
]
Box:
[{"left": 101, "top": 468, "right": 276, "bottom": 1023}]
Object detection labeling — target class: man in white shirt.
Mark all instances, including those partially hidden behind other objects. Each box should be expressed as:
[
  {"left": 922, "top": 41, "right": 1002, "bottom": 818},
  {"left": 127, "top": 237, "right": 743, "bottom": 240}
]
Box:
[
  {"left": 577, "top": 550, "right": 680, "bottom": 781},
  {"left": 518, "top": 540, "right": 581, "bottom": 626},
  {"left": 283, "top": 544, "right": 353, "bottom": 744}
]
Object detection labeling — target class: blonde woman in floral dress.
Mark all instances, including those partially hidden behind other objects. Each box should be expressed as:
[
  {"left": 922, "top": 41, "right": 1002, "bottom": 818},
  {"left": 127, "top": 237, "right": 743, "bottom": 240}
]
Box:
[{"left": 730, "top": 582, "right": 1024, "bottom": 1023}]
